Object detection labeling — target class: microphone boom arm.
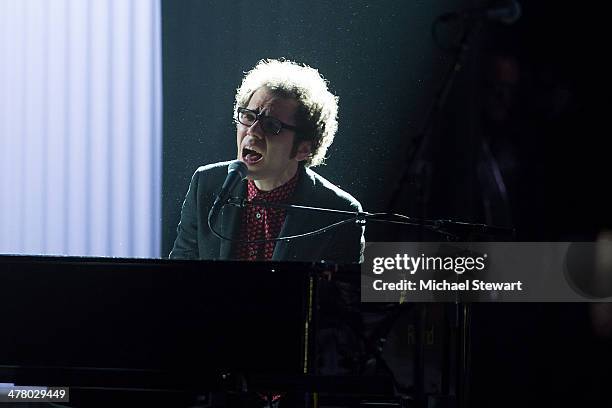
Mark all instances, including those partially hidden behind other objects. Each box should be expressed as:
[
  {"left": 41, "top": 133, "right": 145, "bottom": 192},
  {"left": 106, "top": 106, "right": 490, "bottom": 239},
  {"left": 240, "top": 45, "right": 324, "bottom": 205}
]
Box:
[{"left": 205, "top": 197, "right": 515, "bottom": 244}]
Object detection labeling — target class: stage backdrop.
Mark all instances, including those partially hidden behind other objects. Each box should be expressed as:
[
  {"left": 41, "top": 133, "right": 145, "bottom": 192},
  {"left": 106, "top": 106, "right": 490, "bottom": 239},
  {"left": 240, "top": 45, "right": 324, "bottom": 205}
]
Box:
[{"left": 0, "top": 0, "right": 162, "bottom": 257}]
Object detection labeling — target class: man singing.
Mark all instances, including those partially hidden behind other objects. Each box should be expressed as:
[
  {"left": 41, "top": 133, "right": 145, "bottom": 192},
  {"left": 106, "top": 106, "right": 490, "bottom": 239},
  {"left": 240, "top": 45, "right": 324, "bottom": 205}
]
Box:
[{"left": 170, "top": 58, "right": 364, "bottom": 263}]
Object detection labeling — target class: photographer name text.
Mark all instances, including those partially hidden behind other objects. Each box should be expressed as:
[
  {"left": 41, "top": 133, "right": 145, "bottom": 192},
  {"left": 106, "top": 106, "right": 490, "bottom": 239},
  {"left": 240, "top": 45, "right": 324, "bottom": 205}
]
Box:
[{"left": 372, "top": 279, "right": 523, "bottom": 291}]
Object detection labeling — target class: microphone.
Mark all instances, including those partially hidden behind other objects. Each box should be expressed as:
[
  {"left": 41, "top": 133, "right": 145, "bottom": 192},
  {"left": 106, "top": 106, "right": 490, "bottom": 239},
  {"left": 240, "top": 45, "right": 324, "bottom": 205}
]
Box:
[
  {"left": 440, "top": 0, "right": 522, "bottom": 25},
  {"left": 208, "top": 160, "right": 248, "bottom": 222}
]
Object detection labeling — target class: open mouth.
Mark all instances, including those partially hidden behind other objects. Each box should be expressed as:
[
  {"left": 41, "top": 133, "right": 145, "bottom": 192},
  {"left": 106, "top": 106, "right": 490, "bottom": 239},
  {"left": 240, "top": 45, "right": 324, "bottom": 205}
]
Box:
[{"left": 242, "top": 147, "right": 263, "bottom": 165}]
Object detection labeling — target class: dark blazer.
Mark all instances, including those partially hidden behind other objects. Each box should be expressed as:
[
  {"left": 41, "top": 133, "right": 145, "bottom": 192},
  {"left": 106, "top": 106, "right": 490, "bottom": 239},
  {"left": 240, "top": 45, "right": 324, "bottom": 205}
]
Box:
[{"left": 170, "top": 161, "right": 365, "bottom": 263}]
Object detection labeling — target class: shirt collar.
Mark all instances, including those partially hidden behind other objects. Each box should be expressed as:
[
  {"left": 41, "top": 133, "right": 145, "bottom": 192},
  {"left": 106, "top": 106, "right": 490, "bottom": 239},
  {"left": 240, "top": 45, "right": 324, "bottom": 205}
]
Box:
[{"left": 247, "top": 170, "right": 300, "bottom": 202}]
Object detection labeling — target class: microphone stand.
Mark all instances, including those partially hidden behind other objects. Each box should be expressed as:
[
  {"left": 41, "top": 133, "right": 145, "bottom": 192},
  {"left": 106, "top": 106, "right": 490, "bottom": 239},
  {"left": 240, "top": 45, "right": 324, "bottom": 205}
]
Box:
[
  {"left": 386, "top": 17, "right": 482, "bottom": 221},
  {"left": 383, "top": 15, "right": 484, "bottom": 407},
  {"left": 223, "top": 197, "right": 513, "bottom": 241},
  {"left": 228, "top": 198, "right": 368, "bottom": 218}
]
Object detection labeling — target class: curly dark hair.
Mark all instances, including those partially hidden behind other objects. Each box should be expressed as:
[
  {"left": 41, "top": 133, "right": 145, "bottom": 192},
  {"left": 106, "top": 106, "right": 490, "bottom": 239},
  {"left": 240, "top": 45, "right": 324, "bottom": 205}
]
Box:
[{"left": 234, "top": 58, "right": 338, "bottom": 167}]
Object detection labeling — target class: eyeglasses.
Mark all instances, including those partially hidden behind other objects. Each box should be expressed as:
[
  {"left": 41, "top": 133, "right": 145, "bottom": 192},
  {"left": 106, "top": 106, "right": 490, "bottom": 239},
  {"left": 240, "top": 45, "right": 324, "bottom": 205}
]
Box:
[{"left": 236, "top": 107, "right": 299, "bottom": 135}]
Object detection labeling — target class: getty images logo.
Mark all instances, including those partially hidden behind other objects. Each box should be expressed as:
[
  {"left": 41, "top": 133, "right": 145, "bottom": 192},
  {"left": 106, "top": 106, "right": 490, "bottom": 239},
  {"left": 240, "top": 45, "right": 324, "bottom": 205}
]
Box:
[{"left": 371, "top": 252, "right": 487, "bottom": 276}]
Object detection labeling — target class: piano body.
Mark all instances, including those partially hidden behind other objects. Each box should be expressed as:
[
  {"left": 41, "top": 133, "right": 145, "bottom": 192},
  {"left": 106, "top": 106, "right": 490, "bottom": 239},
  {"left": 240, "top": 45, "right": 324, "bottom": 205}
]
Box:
[{"left": 0, "top": 255, "right": 393, "bottom": 406}]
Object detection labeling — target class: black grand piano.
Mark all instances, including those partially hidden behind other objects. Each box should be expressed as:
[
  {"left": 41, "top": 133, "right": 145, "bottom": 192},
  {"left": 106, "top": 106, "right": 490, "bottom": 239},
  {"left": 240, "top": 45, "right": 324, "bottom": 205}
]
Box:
[{"left": 0, "top": 255, "right": 395, "bottom": 407}]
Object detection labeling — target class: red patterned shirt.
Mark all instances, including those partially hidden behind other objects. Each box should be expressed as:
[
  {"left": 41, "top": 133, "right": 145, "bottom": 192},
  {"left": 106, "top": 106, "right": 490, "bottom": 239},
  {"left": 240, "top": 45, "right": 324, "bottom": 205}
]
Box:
[{"left": 233, "top": 171, "right": 299, "bottom": 260}]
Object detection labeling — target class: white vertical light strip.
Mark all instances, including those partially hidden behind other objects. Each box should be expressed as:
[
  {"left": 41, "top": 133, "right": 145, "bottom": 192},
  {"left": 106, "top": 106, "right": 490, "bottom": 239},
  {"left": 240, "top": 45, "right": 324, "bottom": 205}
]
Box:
[
  {"left": 0, "top": 0, "right": 10, "bottom": 251},
  {"left": 22, "top": 1, "right": 46, "bottom": 253},
  {"left": 66, "top": 0, "right": 88, "bottom": 255},
  {"left": 3, "top": 0, "right": 25, "bottom": 253},
  {"left": 45, "top": 0, "right": 68, "bottom": 255},
  {"left": 132, "top": 0, "right": 152, "bottom": 258},
  {"left": 110, "top": 0, "right": 130, "bottom": 257},
  {"left": 151, "top": 0, "right": 163, "bottom": 257},
  {"left": 0, "top": 0, "right": 162, "bottom": 258},
  {"left": 89, "top": 0, "right": 111, "bottom": 256}
]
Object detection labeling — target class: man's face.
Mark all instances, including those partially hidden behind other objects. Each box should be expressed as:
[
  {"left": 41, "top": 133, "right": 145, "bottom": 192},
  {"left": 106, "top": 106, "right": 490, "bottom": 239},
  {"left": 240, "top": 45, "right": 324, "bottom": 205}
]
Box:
[{"left": 236, "top": 87, "right": 311, "bottom": 190}]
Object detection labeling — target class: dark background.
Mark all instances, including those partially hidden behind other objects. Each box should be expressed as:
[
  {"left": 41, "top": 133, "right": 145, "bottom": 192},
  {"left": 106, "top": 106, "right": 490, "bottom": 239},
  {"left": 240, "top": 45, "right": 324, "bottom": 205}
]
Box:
[
  {"left": 161, "top": 0, "right": 611, "bottom": 405},
  {"left": 162, "top": 0, "right": 609, "bottom": 253},
  {"left": 161, "top": 0, "right": 461, "bottom": 254}
]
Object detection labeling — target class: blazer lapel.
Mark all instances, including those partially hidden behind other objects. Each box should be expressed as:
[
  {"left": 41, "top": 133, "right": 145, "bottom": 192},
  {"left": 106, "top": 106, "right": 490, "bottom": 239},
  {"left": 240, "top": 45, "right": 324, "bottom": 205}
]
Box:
[
  {"left": 272, "top": 167, "right": 315, "bottom": 261},
  {"left": 218, "top": 180, "right": 247, "bottom": 259}
]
